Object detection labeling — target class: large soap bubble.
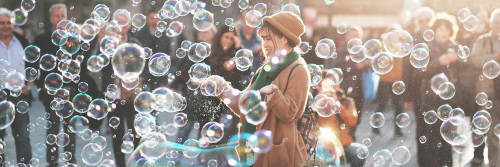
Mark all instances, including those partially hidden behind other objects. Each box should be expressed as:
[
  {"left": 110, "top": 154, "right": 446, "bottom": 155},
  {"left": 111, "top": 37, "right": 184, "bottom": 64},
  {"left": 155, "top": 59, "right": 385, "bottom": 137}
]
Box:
[
  {"left": 440, "top": 117, "right": 470, "bottom": 146},
  {"left": 383, "top": 30, "right": 414, "bottom": 58},
  {"left": 193, "top": 9, "right": 214, "bottom": 31},
  {"left": 112, "top": 43, "right": 145, "bottom": 83},
  {"left": 0, "top": 101, "right": 15, "bottom": 130}
]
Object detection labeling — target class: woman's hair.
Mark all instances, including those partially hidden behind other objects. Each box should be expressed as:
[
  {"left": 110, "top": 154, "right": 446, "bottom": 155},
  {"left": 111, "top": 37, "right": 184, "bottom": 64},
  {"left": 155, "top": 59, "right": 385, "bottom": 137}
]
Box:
[
  {"left": 430, "top": 13, "right": 459, "bottom": 41},
  {"left": 257, "top": 21, "right": 297, "bottom": 52},
  {"left": 208, "top": 26, "right": 239, "bottom": 67}
]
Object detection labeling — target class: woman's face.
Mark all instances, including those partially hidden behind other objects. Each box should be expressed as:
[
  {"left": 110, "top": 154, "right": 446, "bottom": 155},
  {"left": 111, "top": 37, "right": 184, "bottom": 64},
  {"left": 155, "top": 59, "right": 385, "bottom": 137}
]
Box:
[
  {"left": 220, "top": 32, "right": 235, "bottom": 50},
  {"left": 261, "top": 30, "right": 286, "bottom": 57},
  {"left": 435, "top": 24, "right": 451, "bottom": 43},
  {"left": 198, "top": 30, "right": 214, "bottom": 43}
]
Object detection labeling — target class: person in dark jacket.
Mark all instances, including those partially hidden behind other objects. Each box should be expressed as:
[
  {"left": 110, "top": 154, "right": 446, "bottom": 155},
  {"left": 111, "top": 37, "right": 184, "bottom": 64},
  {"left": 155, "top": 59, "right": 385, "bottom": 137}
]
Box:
[
  {"left": 416, "top": 14, "right": 466, "bottom": 167},
  {"left": 0, "top": 8, "right": 34, "bottom": 165},
  {"left": 33, "top": 3, "right": 100, "bottom": 166}
]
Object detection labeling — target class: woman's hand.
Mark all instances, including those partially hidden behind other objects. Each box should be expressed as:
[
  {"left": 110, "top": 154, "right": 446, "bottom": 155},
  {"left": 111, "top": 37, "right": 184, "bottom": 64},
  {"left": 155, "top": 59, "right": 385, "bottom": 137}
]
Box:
[
  {"left": 259, "top": 84, "right": 278, "bottom": 95},
  {"left": 233, "top": 35, "right": 242, "bottom": 49},
  {"left": 224, "top": 59, "right": 236, "bottom": 71}
]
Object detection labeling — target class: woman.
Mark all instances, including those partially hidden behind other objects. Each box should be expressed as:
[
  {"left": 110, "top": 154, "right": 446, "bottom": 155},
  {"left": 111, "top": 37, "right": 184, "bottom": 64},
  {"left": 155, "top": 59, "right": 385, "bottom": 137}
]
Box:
[
  {"left": 215, "top": 12, "right": 310, "bottom": 166},
  {"left": 416, "top": 13, "right": 469, "bottom": 167}
]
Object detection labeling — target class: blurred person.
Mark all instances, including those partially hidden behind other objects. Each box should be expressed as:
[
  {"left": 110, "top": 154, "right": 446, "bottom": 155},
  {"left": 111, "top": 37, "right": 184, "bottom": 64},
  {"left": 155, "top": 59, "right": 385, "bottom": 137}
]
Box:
[
  {"left": 202, "top": 12, "right": 310, "bottom": 166},
  {"left": 238, "top": 9, "right": 264, "bottom": 88},
  {"left": 301, "top": 7, "right": 323, "bottom": 65},
  {"left": 412, "top": 7, "right": 436, "bottom": 43},
  {"left": 98, "top": 22, "right": 143, "bottom": 167},
  {"left": 0, "top": 8, "right": 33, "bottom": 165},
  {"left": 325, "top": 25, "right": 368, "bottom": 139},
  {"left": 131, "top": 6, "right": 186, "bottom": 91},
  {"left": 34, "top": 4, "right": 100, "bottom": 166},
  {"left": 372, "top": 24, "right": 406, "bottom": 136},
  {"left": 470, "top": 8, "right": 500, "bottom": 167},
  {"left": 315, "top": 73, "right": 364, "bottom": 167},
  {"left": 416, "top": 13, "right": 466, "bottom": 167}
]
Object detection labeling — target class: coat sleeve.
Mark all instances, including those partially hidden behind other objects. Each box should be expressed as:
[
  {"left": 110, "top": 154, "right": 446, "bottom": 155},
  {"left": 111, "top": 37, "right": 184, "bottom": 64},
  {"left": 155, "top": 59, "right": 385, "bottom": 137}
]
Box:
[
  {"left": 266, "top": 66, "right": 310, "bottom": 123},
  {"left": 470, "top": 37, "right": 496, "bottom": 69}
]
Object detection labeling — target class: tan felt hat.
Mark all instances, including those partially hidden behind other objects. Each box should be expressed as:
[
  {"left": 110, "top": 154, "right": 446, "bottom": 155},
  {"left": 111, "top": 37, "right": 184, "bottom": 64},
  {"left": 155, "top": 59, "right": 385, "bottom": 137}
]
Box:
[{"left": 261, "top": 11, "right": 305, "bottom": 46}]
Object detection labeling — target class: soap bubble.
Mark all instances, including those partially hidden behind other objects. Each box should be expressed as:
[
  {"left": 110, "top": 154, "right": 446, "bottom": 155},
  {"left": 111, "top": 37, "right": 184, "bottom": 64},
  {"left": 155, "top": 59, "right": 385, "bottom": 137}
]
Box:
[
  {"left": 238, "top": 0, "right": 249, "bottom": 9},
  {"left": 254, "top": 3, "right": 267, "bottom": 15},
  {"left": 173, "top": 112, "right": 188, "bottom": 127},
  {"left": 315, "top": 38, "right": 336, "bottom": 59},
  {"left": 188, "top": 63, "right": 211, "bottom": 80},
  {"left": 362, "top": 138, "right": 372, "bottom": 147},
  {"left": 0, "top": 101, "right": 15, "bottom": 130},
  {"left": 12, "top": 9, "right": 28, "bottom": 26},
  {"left": 245, "top": 101, "right": 268, "bottom": 125},
  {"left": 419, "top": 136, "right": 427, "bottom": 144},
  {"left": 457, "top": 45, "right": 470, "bottom": 59},
  {"left": 112, "top": 9, "right": 131, "bottom": 27},
  {"left": 44, "top": 73, "right": 63, "bottom": 91},
  {"left": 437, "top": 104, "right": 452, "bottom": 121},
  {"left": 81, "top": 143, "right": 103, "bottom": 166},
  {"left": 431, "top": 73, "right": 449, "bottom": 94},
  {"left": 471, "top": 130, "right": 485, "bottom": 147},
  {"left": 356, "top": 145, "right": 369, "bottom": 159},
  {"left": 392, "top": 81, "right": 405, "bottom": 95},
  {"left": 55, "top": 101, "right": 74, "bottom": 118},
  {"left": 134, "top": 92, "right": 156, "bottom": 114},
  {"left": 350, "top": 46, "right": 367, "bottom": 63},
  {"left": 450, "top": 108, "right": 465, "bottom": 120},
  {"left": 201, "top": 122, "right": 224, "bottom": 143},
  {"left": 473, "top": 110, "right": 492, "bottom": 129},
  {"left": 24, "top": 45, "right": 40, "bottom": 63},
  {"left": 201, "top": 75, "right": 230, "bottom": 97},
  {"left": 363, "top": 39, "right": 382, "bottom": 59},
  {"left": 39, "top": 54, "right": 57, "bottom": 71},
  {"left": 88, "top": 99, "right": 110, "bottom": 120},
  {"left": 371, "top": 52, "right": 394, "bottom": 75},
  {"left": 476, "top": 92, "right": 488, "bottom": 106},
  {"left": 383, "top": 30, "right": 414, "bottom": 58},
  {"left": 440, "top": 117, "right": 470, "bottom": 145},
  {"left": 281, "top": 4, "right": 300, "bottom": 16},
  {"left": 51, "top": 30, "right": 68, "bottom": 47},
  {"left": 308, "top": 64, "right": 322, "bottom": 86},
  {"left": 100, "top": 36, "right": 119, "bottom": 56},
  {"left": 193, "top": 9, "right": 214, "bottom": 31},
  {"left": 56, "top": 133, "right": 70, "bottom": 147},
  {"left": 131, "top": 13, "right": 147, "bottom": 28},
  {"left": 16, "top": 100, "right": 29, "bottom": 114},
  {"left": 347, "top": 38, "right": 362, "bottom": 53},
  {"left": 316, "top": 97, "right": 339, "bottom": 117},
  {"left": 87, "top": 55, "right": 104, "bottom": 72},
  {"left": 112, "top": 43, "right": 145, "bottom": 83},
  {"left": 298, "top": 42, "right": 312, "bottom": 54},
  {"left": 60, "top": 34, "right": 81, "bottom": 55},
  {"left": 33, "top": 143, "right": 47, "bottom": 157},
  {"left": 72, "top": 93, "right": 92, "bottom": 113},
  {"left": 372, "top": 149, "right": 393, "bottom": 167},
  {"left": 438, "top": 82, "right": 455, "bottom": 100},
  {"left": 392, "top": 146, "right": 410, "bottom": 165},
  {"left": 396, "top": 113, "right": 410, "bottom": 128},
  {"left": 337, "top": 23, "right": 347, "bottom": 34},
  {"left": 183, "top": 139, "right": 201, "bottom": 158},
  {"left": 370, "top": 112, "right": 385, "bottom": 128},
  {"left": 463, "top": 15, "right": 479, "bottom": 31},
  {"left": 46, "top": 134, "right": 56, "bottom": 145},
  {"left": 245, "top": 10, "right": 263, "bottom": 28},
  {"left": 6, "top": 71, "right": 25, "bottom": 92},
  {"left": 166, "top": 21, "right": 185, "bottom": 37},
  {"left": 68, "top": 115, "right": 89, "bottom": 133},
  {"left": 20, "top": 0, "right": 36, "bottom": 12},
  {"left": 134, "top": 114, "right": 156, "bottom": 136},
  {"left": 325, "top": 68, "right": 343, "bottom": 85},
  {"left": 80, "top": 24, "right": 98, "bottom": 42},
  {"left": 409, "top": 48, "right": 430, "bottom": 68},
  {"left": 482, "top": 60, "right": 500, "bottom": 79},
  {"left": 423, "top": 30, "right": 434, "bottom": 41},
  {"left": 149, "top": 53, "right": 171, "bottom": 77},
  {"left": 457, "top": 8, "right": 471, "bottom": 22}
]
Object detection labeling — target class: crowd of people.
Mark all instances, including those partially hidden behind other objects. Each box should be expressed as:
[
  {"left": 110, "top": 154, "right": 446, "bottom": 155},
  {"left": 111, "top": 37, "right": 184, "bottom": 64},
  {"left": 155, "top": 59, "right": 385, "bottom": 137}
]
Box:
[{"left": 0, "top": 1, "right": 499, "bottom": 167}]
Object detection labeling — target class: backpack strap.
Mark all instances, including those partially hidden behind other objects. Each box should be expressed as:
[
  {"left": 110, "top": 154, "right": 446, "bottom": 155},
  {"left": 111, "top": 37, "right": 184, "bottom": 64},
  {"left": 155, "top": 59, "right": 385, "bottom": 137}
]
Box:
[{"left": 283, "top": 63, "right": 303, "bottom": 92}]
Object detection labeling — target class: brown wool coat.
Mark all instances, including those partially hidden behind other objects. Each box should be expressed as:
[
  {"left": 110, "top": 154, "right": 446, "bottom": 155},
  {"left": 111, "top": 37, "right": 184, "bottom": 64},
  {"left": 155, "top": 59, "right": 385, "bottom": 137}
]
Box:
[{"left": 221, "top": 58, "right": 310, "bottom": 167}]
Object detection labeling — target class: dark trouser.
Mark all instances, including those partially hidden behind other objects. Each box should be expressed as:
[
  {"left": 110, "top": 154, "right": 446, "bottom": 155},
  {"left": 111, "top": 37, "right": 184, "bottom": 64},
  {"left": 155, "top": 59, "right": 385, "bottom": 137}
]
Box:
[
  {"left": 43, "top": 98, "right": 76, "bottom": 166},
  {"left": 416, "top": 92, "right": 452, "bottom": 167},
  {"left": 0, "top": 93, "right": 32, "bottom": 164},
  {"left": 109, "top": 103, "right": 140, "bottom": 167},
  {"left": 374, "top": 81, "right": 404, "bottom": 131}
]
